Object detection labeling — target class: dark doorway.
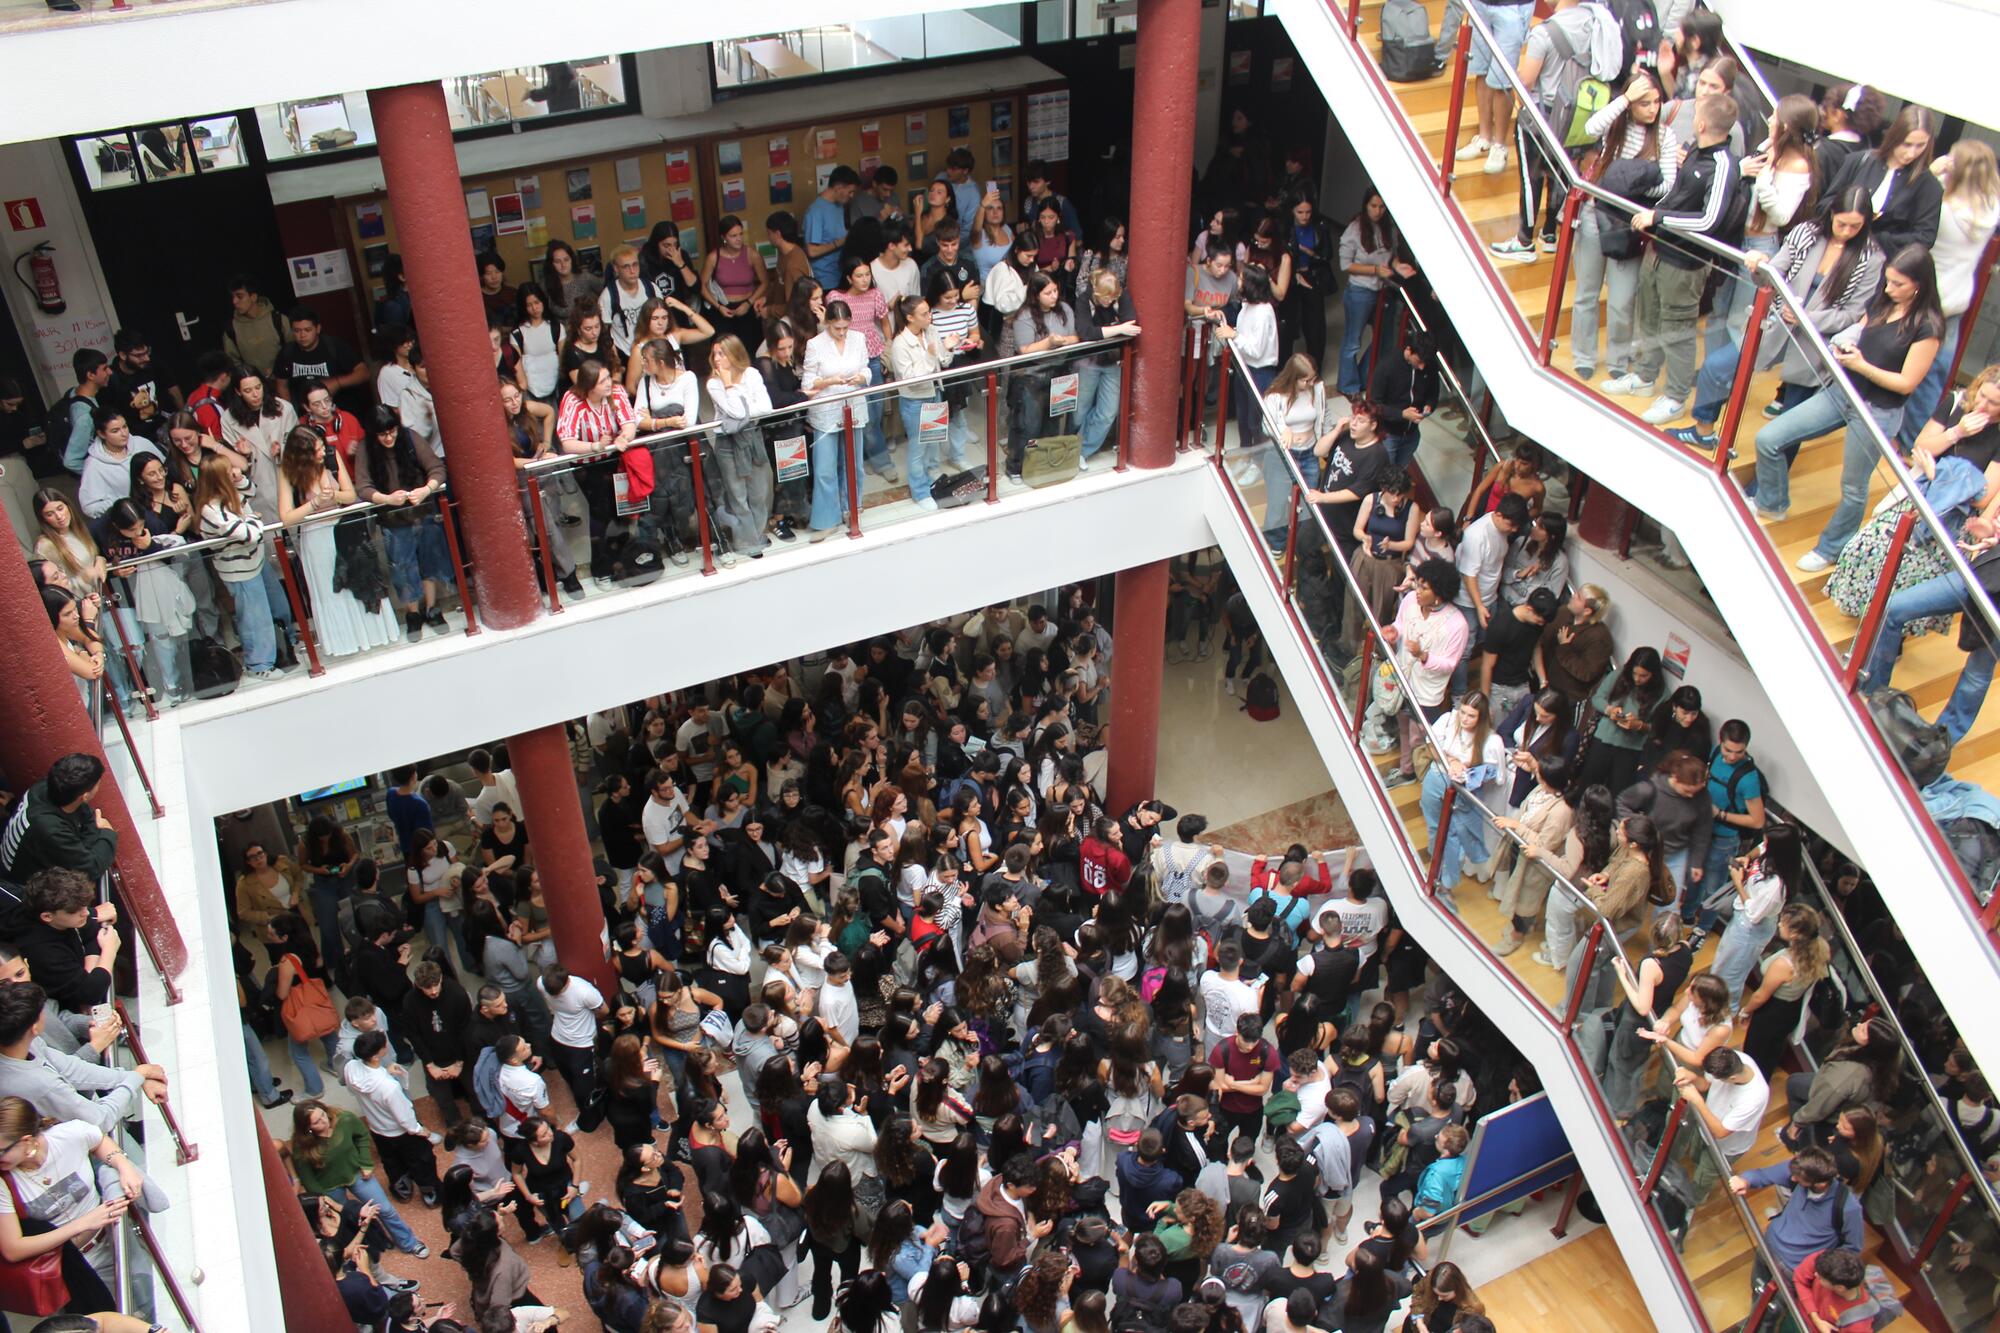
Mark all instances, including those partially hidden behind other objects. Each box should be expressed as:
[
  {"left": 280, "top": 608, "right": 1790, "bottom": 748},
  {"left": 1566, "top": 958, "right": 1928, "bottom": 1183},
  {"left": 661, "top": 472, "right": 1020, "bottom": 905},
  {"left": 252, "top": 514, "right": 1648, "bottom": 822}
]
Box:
[{"left": 63, "top": 113, "right": 292, "bottom": 394}]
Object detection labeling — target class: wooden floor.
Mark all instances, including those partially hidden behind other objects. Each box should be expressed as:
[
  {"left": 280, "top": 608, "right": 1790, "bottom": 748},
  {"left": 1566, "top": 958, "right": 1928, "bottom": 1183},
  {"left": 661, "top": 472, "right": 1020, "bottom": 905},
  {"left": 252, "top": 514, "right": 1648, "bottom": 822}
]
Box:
[
  {"left": 1476, "top": 1225, "right": 1655, "bottom": 1331},
  {"left": 1351, "top": 0, "right": 2000, "bottom": 794}
]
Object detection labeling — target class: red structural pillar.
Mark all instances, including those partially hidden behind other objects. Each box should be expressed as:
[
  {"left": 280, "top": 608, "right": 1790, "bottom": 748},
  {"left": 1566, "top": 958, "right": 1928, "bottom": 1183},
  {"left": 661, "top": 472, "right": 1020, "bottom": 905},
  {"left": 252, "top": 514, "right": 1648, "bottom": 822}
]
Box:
[
  {"left": 1106, "top": 0, "right": 1200, "bottom": 811},
  {"left": 505, "top": 724, "right": 613, "bottom": 992},
  {"left": 258, "top": 1124, "right": 351, "bottom": 1331},
  {"left": 367, "top": 82, "right": 542, "bottom": 631},
  {"left": 0, "top": 554, "right": 186, "bottom": 982},
  {"left": 1124, "top": 0, "right": 1200, "bottom": 471}
]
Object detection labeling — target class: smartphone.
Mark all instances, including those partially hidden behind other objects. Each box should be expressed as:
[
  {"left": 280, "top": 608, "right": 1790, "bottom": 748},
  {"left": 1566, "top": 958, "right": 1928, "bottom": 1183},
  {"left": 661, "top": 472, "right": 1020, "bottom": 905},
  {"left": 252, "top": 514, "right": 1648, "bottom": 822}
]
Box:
[
  {"left": 89, "top": 1002, "right": 116, "bottom": 1029},
  {"left": 984, "top": 179, "right": 999, "bottom": 197}
]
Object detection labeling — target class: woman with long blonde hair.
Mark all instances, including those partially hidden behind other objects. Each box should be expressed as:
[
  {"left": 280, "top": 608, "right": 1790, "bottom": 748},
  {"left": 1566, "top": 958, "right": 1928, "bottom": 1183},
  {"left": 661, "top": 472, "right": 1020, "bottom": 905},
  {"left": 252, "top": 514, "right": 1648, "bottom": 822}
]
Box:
[
  {"left": 0, "top": 1094, "right": 148, "bottom": 1310},
  {"left": 706, "top": 332, "right": 774, "bottom": 560},
  {"left": 1901, "top": 138, "right": 2000, "bottom": 444},
  {"left": 194, "top": 451, "right": 287, "bottom": 677},
  {"left": 1740, "top": 903, "right": 1831, "bottom": 1076}
]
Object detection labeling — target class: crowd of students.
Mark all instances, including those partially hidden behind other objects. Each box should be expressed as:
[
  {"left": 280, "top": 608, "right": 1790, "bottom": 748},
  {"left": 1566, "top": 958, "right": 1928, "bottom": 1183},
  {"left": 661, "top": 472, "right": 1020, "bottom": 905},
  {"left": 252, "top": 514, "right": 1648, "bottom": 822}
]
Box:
[{"left": 203, "top": 589, "right": 1621, "bottom": 1333}]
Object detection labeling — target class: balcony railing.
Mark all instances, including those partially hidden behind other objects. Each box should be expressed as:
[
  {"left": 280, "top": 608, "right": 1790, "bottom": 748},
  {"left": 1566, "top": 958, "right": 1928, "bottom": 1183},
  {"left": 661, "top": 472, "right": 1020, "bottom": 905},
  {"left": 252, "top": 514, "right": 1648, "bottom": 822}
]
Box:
[
  {"left": 1201, "top": 342, "right": 1818, "bottom": 1330},
  {"left": 1314, "top": 0, "right": 2000, "bottom": 951}
]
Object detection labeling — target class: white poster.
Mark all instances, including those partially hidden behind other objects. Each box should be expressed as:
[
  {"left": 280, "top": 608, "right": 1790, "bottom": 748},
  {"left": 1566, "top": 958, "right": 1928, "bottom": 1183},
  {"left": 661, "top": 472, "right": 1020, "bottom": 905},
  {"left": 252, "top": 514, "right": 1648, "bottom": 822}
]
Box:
[
  {"left": 1025, "top": 90, "right": 1071, "bottom": 163},
  {"left": 287, "top": 249, "right": 353, "bottom": 296}
]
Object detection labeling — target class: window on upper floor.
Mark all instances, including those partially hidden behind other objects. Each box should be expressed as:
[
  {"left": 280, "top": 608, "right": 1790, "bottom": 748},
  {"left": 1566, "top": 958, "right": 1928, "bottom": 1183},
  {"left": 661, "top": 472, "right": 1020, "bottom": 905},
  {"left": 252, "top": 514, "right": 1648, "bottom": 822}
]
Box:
[
  {"left": 71, "top": 115, "right": 249, "bottom": 191},
  {"left": 710, "top": 10, "right": 1022, "bottom": 90}
]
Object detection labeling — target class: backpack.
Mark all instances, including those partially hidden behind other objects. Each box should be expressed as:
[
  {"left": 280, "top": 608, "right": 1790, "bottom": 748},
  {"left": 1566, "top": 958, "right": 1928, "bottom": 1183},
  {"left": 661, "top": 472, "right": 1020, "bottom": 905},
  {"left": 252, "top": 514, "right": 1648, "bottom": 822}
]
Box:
[
  {"left": 1378, "top": 0, "right": 1439, "bottom": 82},
  {"left": 1542, "top": 20, "right": 1616, "bottom": 149},
  {"left": 957, "top": 1202, "right": 992, "bottom": 1265},
  {"left": 45, "top": 389, "right": 86, "bottom": 466},
  {"left": 1596, "top": 0, "right": 1659, "bottom": 85},
  {"left": 278, "top": 955, "right": 339, "bottom": 1043},
  {"left": 1868, "top": 688, "right": 1952, "bottom": 788},
  {"left": 1943, "top": 816, "right": 2000, "bottom": 899},
  {"left": 1111, "top": 1284, "right": 1174, "bottom": 1333},
  {"left": 931, "top": 466, "right": 987, "bottom": 509},
  {"left": 1303, "top": 944, "right": 1359, "bottom": 1009},
  {"left": 1244, "top": 672, "right": 1280, "bottom": 721},
  {"left": 1710, "top": 746, "right": 1771, "bottom": 828}
]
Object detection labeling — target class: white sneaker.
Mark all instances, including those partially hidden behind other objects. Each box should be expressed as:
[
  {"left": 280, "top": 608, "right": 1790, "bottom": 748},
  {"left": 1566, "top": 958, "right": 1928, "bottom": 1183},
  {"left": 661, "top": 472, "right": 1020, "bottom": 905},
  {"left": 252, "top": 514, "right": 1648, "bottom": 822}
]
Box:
[
  {"left": 1796, "top": 549, "right": 1833, "bottom": 573},
  {"left": 1640, "top": 395, "right": 1686, "bottom": 425},
  {"left": 1075, "top": 454, "right": 1090, "bottom": 472},
  {"left": 1600, "top": 372, "right": 1649, "bottom": 397},
  {"left": 913, "top": 495, "right": 939, "bottom": 512},
  {"left": 1489, "top": 237, "right": 1537, "bottom": 263},
  {"left": 1454, "top": 135, "right": 1492, "bottom": 161},
  {"left": 1484, "top": 143, "right": 1508, "bottom": 174},
  {"left": 1223, "top": 679, "right": 1237, "bottom": 697}
]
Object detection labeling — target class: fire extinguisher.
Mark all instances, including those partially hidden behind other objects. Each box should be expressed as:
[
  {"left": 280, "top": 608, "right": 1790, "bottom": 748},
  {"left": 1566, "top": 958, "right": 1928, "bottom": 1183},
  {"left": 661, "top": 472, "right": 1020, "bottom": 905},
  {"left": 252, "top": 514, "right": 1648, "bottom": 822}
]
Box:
[{"left": 12, "top": 242, "right": 65, "bottom": 316}]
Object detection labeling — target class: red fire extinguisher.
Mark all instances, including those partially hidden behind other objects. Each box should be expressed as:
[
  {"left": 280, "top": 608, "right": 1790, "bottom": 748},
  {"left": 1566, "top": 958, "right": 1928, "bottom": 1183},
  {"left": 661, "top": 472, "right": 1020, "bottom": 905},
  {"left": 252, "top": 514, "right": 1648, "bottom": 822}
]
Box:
[{"left": 12, "top": 242, "right": 65, "bottom": 316}]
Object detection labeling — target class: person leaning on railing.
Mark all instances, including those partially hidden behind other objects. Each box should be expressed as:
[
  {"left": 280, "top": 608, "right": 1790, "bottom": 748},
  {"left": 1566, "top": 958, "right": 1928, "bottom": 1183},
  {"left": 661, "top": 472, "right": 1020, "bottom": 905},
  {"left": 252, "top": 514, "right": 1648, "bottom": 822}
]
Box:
[
  {"left": 353, "top": 404, "right": 453, "bottom": 642},
  {"left": 0, "top": 982, "right": 156, "bottom": 1138}
]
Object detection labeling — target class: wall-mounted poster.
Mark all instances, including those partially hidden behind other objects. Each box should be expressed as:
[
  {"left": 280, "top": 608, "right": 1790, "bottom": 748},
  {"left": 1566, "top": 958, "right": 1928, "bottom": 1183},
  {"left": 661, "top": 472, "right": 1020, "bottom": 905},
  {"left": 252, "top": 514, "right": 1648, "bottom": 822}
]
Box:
[
  {"left": 991, "top": 100, "right": 1013, "bottom": 132},
  {"left": 992, "top": 136, "right": 1013, "bottom": 169},
  {"left": 718, "top": 140, "right": 743, "bottom": 174},
  {"left": 469, "top": 222, "right": 496, "bottom": 252},
  {"left": 669, "top": 188, "right": 695, "bottom": 222},
  {"left": 566, "top": 168, "right": 593, "bottom": 201},
  {"left": 355, "top": 201, "right": 384, "bottom": 238},
  {"left": 1227, "top": 50, "right": 1252, "bottom": 84},
  {"left": 813, "top": 128, "right": 839, "bottom": 160},
  {"left": 665, "top": 148, "right": 692, "bottom": 184},
  {"left": 1272, "top": 56, "right": 1295, "bottom": 91},
  {"left": 907, "top": 150, "right": 927, "bottom": 179},
  {"left": 768, "top": 171, "right": 792, "bottom": 204},
  {"left": 947, "top": 105, "right": 970, "bottom": 139},
  {"left": 571, "top": 202, "right": 597, "bottom": 240},
  {"left": 906, "top": 112, "right": 927, "bottom": 145},
  {"left": 860, "top": 122, "right": 881, "bottom": 153},
  {"left": 524, "top": 216, "right": 548, "bottom": 249},
  {"left": 620, "top": 196, "right": 647, "bottom": 231},
  {"left": 516, "top": 175, "right": 542, "bottom": 210},
  {"left": 721, "top": 178, "right": 747, "bottom": 212},
  {"left": 768, "top": 136, "right": 790, "bottom": 167},
  {"left": 1025, "top": 90, "right": 1070, "bottom": 162},
  {"left": 494, "top": 192, "right": 525, "bottom": 236},
  {"left": 464, "top": 188, "right": 490, "bottom": 220}
]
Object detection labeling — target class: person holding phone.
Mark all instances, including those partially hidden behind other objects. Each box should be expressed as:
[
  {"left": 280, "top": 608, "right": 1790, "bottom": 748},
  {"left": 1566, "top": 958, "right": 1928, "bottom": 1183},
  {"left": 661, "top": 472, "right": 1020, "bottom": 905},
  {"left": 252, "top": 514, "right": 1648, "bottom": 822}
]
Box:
[{"left": 1417, "top": 691, "right": 1508, "bottom": 897}]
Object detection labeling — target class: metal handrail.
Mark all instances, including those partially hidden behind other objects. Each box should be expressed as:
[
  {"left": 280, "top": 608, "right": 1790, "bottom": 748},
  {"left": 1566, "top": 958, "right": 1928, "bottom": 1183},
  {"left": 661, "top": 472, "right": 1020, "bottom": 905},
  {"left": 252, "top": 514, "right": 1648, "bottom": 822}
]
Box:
[
  {"left": 130, "top": 1205, "right": 204, "bottom": 1332},
  {"left": 103, "top": 494, "right": 421, "bottom": 576},
  {"left": 1413, "top": 1150, "right": 1578, "bottom": 1233},
  {"left": 1796, "top": 845, "right": 2000, "bottom": 1225},
  {"left": 1226, "top": 351, "right": 1631, "bottom": 957},
  {"left": 1448, "top": 0, "right": 2000, "bottom": 650},
  {"left": 1677, "top": 1109, "right": 1816, "bottom": 1332},
  {"left": 1389, "top": 283, "right": 1505, "bottom": 475},
  {"left": 113, "top": 999, "right": 198, "bottom": 1166},
  {"left": 518, "top": 330, "right": 1140, "bottom": 476}
]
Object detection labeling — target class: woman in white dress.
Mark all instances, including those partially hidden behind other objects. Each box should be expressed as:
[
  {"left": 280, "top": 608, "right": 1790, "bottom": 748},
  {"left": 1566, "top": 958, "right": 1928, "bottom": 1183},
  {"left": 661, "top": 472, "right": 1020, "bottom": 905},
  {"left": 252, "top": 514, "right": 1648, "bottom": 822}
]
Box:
[{"left": 276, "top": 425, "right": 402, "bottom": 658}]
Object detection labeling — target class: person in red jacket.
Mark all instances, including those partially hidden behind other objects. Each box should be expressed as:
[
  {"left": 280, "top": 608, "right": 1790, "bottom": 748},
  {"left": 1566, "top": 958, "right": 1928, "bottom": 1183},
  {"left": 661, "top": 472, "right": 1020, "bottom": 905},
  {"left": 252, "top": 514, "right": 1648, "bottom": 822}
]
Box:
[
  {"left": 1079, "top": 816, "right": 1132, "bottom": 897},
  {"left": 1792, "top": 1248, "right": 1877, "bottom": 1330}
]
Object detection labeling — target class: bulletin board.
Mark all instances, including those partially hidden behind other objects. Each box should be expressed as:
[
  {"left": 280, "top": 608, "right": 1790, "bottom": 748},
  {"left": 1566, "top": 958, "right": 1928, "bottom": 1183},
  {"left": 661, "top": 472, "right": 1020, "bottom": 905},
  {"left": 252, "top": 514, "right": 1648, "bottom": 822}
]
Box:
[
  {"left": 338, "top": 145, "right": 712, "bottom": 315},
  {"left": 706, "top": 88, "right": 1038, "bottom": 234},
  {"left": 334, "top": 75, "right": 1069, "bottom": 315},
  {"left": 1449, "top": 1094, "right": 1576, "bottom": 1228}
]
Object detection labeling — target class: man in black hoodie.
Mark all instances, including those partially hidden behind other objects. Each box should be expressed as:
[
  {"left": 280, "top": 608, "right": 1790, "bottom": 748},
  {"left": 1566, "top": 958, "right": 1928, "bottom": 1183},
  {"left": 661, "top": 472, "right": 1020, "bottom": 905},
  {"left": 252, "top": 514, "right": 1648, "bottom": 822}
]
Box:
[
  {"left": 401, "top": 960, "right": 473, "bottom": 1125},
  {"left": 350, "top": 903, "right": 417, "bottom": 1064},
  {"left": 0, "top": 754, "right": 117, "bottom": 885},
  {"left": 1628, "top": 93, "right": 1742, "bottom": 425}
]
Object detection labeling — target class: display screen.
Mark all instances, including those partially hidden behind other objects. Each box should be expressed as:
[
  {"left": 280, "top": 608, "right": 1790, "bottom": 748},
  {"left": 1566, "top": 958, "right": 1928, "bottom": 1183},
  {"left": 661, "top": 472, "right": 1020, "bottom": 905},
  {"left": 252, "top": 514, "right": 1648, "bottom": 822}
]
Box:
[{"left": 298, "top": 777, "right": 367, "bottom": 803}]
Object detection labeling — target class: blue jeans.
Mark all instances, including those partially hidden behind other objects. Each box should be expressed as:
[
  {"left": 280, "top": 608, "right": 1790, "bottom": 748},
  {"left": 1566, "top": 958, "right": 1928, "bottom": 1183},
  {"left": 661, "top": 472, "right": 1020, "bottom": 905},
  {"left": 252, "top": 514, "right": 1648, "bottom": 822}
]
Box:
[
  {"left": 1339, "top": 285, "right": 1381, "bottom": 396},
  {"left": 382, "top": 519, "right": 452, "bottom": 607},
  {"left": 1078, "top": 361, "right": 1122, "bottom": 459},
  {"left": 1690, "top": 335, "right": 1740, "bottom": 427},
  {"left": 808, "top": 426, "right": 852, "bottom": 532},
  {"left": 1467, "top": 0, "right": 1529, "bottom": 87},
  {"left": 899, "top": 393, "right": 969, "bottom": 502},
  {"left": 423, "top": 909, "right": 475, "bottom": 977},
  {"left": 288, "top": 1032, "right": 338, "bottom": 1098},
  {"left": 142, "top": 625, "right": 188, "bottom": 702},
  {"left": 228, "top": 573, "right": 279, "bottom": 673},
  {"left": 330, "top": 1176, "right": 424, "bottom": 1254},
  {"left": 1861, "top": 570, "right": 1996, "bottom": 741},
  {"left": 1899, "top": 315, "right": 1960, "bottom": 450},
  {"left": 1420, "top": 766, "right": 1490, "bottom": 889},
  {"left": 245, "top": 1022, "right": 277, "bottom": 1101},
  {"left": 1751, "top": 390, "right": 1904, "bottom": 553},
  {"left": 309, "top": 875, "right": 349, "bottom": 980},
  {"left": 1382, "top": 426, "right": 1422, "bottom": 468},
  {"left": 1659, "top": 846, "right": 1692, "bottom": 921},
  {"left": 1690, "top": 830, "right": 1740, "bottom": 930},
  {"left": 864, "top": 357, "right": 892, "bottom": 472},
  {"left": 1711, "top": 904, "right": 1779, "bottom": 1010}
]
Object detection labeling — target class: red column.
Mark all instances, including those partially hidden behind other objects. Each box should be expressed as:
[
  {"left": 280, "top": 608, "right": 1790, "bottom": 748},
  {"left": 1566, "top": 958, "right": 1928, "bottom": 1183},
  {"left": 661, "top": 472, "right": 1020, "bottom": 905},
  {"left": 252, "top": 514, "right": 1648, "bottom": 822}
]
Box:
[
  {"left": 0, "top": 554, "right": 186, "bottom": 980},
  {"left": 1124, "top": 0, "right": 1201, "bottom": 470},
  {"left": 258, "top": 1123, "right": 352, "bottom": 1330},
  {"left": 1106, "top": 0, "right": 1200, "bottom": 808},
  {"left": 505, "top": 724, "right": 613, "bottom": 992},
  {"left": 367, "top": 82, "right": 541, "bottom": 631}
]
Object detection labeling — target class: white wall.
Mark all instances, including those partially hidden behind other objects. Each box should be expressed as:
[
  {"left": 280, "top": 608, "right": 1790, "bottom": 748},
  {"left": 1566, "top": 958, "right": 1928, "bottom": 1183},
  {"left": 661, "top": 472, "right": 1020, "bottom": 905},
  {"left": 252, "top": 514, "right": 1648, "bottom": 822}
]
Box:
[
  {"left": 1707, "top": 0, "right": 2000, "bottom": 132},
  {"left": 0, "top": 140, "right": 119, "bottom": 402}
]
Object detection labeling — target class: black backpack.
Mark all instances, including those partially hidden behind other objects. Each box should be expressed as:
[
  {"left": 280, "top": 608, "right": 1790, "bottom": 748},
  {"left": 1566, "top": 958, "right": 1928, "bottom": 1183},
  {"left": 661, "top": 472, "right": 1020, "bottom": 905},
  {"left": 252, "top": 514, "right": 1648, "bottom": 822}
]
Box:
[
  {"left": 45, "top": 388, "right": 85, "bottom": 465},
  {"left": 1244, "top": 672, "right": 1280, "bottom": 721},
  {"left": 1868, "top": 688, "right": 1951, "bottom": 789},
  {"left": 957, "top": 1203, "right": 992, "bottom": 1266},
  {"left": 1710, "top": 746, "right": 1771, "bottom": 826},
  {"left": 1597, "top": 0, "right": 1659, "bottom": 85},
  {"left": 931, "top": 466, "right": 987, "bottom": 509}
]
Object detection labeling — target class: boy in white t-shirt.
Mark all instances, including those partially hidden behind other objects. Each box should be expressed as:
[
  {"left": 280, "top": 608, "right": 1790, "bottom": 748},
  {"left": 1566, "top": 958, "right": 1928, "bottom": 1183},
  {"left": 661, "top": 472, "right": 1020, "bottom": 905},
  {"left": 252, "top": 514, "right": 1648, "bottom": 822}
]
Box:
[
  {"left": 493, "top": 1035, "right": 555, "bottom": 1139},
  {"left": 1315, "top": 868, "right": 1390, "bottom": 969},
  {"left": 537, "top": 965, "right": 606, "bottom": 1135},
  {"left": 1197, "top": 941, "right": 1263, "bottom": 1049}
]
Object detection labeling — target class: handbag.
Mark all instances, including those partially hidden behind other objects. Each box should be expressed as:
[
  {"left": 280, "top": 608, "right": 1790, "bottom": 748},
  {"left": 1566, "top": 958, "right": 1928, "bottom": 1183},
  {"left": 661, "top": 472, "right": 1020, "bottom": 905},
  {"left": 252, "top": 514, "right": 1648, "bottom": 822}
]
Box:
[
  {"left": 279, "top": 953, "right": 339, "bottom": 1043},
  {"left": 0, "top": 1173, "right": 70, "bottom": 1316}
]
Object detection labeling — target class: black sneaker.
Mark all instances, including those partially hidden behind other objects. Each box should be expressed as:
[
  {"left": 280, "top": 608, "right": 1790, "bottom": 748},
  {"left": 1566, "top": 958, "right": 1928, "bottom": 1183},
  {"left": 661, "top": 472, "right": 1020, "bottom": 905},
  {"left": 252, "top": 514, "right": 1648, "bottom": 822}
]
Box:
[
  {"left": 560, "top": 572, "right": 584, "bottom": 597},
  {"left": 425, "top": 606, "right": 449, "bottom": 636},
  {"left": 403, "top": 611, "right": 423, "bottom": 644},
  {"left": 259, "top": 1090, "right": 294, "bottom": 1109},
  {"left": 420, "top": 1186, "right": 439, "bottom": 1208},
  {"left": 558, "top": 512, "right": 582, "bottom": 527},
  {"left": 774, "top": 517, "right": 798, "bottom": 542}
]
